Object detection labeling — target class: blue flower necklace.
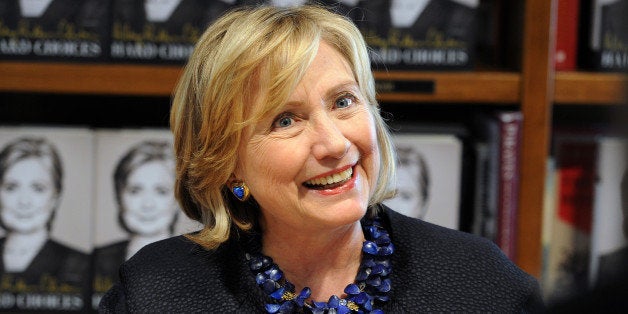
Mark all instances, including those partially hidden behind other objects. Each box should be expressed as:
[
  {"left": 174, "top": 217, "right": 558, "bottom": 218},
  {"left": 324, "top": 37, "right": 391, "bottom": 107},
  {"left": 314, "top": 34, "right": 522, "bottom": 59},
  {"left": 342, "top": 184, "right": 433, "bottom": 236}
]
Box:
[{"left": 246, "top": 218, "right": 393, "bottom": 314}]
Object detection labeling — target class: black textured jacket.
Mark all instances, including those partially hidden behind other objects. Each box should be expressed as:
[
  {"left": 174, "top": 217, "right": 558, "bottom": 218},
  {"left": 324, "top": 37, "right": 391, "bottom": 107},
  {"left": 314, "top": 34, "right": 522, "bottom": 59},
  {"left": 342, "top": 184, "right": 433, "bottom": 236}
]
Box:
[{"left": 99, "top": 207, "right": 543, "bottom": 312}]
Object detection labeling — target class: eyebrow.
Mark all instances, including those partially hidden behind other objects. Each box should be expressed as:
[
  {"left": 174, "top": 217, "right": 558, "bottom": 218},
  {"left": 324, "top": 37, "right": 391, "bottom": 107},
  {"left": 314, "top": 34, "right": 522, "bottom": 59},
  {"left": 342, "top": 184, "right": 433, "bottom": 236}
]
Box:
[{"left": 283, "top": 80, "right": 360, "bottom": 108}]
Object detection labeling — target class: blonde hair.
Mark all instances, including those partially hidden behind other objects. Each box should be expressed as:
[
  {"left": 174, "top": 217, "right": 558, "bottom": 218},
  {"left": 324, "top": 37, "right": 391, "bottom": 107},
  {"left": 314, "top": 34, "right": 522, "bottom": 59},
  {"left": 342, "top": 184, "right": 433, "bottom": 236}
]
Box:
[{"left": 170, "top": 5, "right": 396, "bottom": 249}]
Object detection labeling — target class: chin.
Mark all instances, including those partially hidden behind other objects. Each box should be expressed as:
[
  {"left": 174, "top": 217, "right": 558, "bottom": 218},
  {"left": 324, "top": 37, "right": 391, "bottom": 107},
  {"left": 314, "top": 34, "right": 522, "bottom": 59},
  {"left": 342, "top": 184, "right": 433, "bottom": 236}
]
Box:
[{"left": 319, "top": 201, "right": 368, "bottom": 227}]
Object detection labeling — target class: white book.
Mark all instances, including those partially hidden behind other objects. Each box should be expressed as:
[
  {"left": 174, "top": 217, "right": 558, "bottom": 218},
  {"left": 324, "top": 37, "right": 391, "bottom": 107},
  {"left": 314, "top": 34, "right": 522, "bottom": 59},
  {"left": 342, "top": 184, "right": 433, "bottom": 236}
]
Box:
[
  {"left": 383, "top": 133, "right": 462, "bottom": 230},
  {"left": 589, "top": 137, "right": 627, "bottom": 287},
  {"left": 91, "top": 128, "right": 202, "bottom": 309},
  {"left": 0, "top": 126, "right": 94, "bottom": 312}
]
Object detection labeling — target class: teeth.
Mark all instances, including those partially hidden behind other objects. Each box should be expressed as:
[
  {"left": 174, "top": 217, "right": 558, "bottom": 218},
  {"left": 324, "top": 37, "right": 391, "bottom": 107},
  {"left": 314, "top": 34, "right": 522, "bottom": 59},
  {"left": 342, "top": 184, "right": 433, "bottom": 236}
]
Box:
[{"left": 306, "top": 168, "right": 353, "bottom": 186}]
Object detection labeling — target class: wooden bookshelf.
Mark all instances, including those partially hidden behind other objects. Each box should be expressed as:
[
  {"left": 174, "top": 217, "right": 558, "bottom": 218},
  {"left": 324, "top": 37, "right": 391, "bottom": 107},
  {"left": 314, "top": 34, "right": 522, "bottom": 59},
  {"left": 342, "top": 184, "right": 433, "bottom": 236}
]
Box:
[
  {"left": 375, "top": 71, "right": 520, "bottom": 103},
  {"left": 554, "top": 71, "right": 628, "bottom": 104},
  {"left": 0, "top": 62, "right": 182, "bottom": 96},
  {"left": 0, "top": 62, "right": 520, "bottom": 103},
  {"left": 1, "top": 0, "right": 618, "bottom": 280}
]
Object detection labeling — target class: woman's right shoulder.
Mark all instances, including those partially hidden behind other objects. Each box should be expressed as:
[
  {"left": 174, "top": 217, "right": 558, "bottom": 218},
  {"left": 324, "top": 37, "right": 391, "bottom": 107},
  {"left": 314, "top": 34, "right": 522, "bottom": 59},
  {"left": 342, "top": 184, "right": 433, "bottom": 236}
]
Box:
[{"left": 123, "top": 235, "right": 213, "bottom": 270}]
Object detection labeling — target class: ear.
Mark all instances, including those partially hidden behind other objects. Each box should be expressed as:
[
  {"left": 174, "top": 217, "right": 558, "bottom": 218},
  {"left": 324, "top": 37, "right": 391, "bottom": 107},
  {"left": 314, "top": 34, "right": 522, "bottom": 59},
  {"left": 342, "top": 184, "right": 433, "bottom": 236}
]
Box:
[{"left": 226, "top": 172, "right": 240, "bottom": 186}]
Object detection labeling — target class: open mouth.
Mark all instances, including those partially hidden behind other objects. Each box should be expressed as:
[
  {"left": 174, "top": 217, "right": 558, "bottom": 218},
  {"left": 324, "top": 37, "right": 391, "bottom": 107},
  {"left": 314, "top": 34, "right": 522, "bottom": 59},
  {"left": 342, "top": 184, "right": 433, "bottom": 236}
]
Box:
[{"left": 303, "top": 167, "right": 353, "bottom": 190}]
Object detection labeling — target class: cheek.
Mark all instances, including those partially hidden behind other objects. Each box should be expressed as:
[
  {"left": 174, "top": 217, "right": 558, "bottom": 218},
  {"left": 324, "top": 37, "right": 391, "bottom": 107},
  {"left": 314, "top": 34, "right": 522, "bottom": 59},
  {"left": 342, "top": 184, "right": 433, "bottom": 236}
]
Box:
[
  {"left": 241, "top": 139, "right": 302, "bottom": 184},
  {"left": 121, "top": 194, "right": 137, "bottom": 212}
]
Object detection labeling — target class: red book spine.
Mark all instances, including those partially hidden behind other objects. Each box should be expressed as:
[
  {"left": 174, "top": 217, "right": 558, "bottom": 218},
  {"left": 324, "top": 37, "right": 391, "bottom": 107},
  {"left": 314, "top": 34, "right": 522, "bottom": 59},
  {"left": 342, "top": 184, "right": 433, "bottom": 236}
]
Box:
[
  {"left": 496, "top": 112, "right": 523, "bottom": 260},
  {"left": 557, "top": 142, "right": 596, "bottom": 235},
  {"left": 555, "top": 0, "right": 580, "bottom": 70}
]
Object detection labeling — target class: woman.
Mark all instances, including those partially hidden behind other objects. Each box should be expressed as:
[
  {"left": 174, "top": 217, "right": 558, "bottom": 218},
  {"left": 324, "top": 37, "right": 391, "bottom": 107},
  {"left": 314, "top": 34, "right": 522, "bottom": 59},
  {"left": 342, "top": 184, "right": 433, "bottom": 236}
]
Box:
[
  {"left": 383, "top": 146, "right": 430, "bottom": 220},
  {"left": 92, "top": 141, "right": 179, "bottom": 305},
  {"left": 0, "top": 137, "right": 88, "bottom": 300},
  {"left": 100, "top": 5, "right": 542, "bottom": 313}
]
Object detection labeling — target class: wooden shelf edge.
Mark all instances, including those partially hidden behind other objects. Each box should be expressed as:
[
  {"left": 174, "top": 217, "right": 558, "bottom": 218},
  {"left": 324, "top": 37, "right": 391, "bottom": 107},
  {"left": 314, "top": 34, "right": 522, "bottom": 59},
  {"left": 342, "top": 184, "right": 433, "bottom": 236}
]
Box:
[
  {"left": 375, "top": 71, "right": 521, "bottom": 103},
  {"left": 554, "top": 71, "right": 628, "bottom": 105},
  {"left": 0, "top": 62, "right": 521, "bottom": 102},
  {"left": 0, "top": 62, "right": 182, "bottom": 96}
]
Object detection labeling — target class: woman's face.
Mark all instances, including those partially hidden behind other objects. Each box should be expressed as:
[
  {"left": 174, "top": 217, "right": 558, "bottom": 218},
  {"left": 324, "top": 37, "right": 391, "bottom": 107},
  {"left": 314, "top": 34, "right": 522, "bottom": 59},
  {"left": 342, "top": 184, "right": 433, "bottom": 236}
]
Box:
[
  {"left": 121, "top": 160, "right": 177, "bottom": 235},
  {"left": 0, "top": 157, "right": 57, "bottom": 234},
  {"left": 383, "top": 161, "right": 424, "bottom": 218},
  {"left": 235, "top": 41, "right": 380, "bottom": 233}
]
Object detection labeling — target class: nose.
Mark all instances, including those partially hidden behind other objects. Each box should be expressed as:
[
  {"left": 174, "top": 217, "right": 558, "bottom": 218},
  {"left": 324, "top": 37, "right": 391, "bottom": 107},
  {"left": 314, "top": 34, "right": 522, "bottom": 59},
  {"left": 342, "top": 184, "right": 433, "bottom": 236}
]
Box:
[
  {"left": 311, "top": 113, "right": 350, "bottom": 160},
  {"left": 18, "top": 192, "right": 32, "bottom": 209},
  {"left": 141, "top": 195, "right": 155, "bottom": 211}
]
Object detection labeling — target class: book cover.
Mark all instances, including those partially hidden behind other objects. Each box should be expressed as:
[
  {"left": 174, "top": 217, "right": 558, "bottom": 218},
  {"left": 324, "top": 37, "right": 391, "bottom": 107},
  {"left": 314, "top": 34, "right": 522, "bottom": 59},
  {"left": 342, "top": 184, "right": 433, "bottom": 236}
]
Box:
[
  {"left": 354, "top": 0, "right": 480, "bottom": 70},
  {"left": 383, "top": 133, "right": 463, "bottom": 230},
  {"left": 555, "top": 0, "right": 580, "bottom": 70},
  {"left": 0, "top": 0, "right": 110, "bottom": 61},
  {"left": 589, "top": 137, "right": 627, "bottom": 287},
  {"left": 0, "top": 126, "right": 94, "bottom": 312},
  {"left": 90, "top": 129, "right": 202, "bottom": 310},
  {"left": 545, "top": 135, "right": 597, "bottom": 303},
  {"left": 110, "top": 0, "right": 236, "bottom": 63},
  {"left": 589, "top": 0, "right": 628, "bottom": 71}
]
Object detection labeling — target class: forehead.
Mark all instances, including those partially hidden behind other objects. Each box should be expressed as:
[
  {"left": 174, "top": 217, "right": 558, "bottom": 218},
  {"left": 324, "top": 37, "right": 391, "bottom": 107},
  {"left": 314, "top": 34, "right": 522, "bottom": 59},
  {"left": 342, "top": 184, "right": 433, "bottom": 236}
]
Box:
[
  {"left": 4, "top": 157, "right": 51, "bottom": 180},
  {"left": 252, "top": 41, "right": 357, "bottom": 116}
]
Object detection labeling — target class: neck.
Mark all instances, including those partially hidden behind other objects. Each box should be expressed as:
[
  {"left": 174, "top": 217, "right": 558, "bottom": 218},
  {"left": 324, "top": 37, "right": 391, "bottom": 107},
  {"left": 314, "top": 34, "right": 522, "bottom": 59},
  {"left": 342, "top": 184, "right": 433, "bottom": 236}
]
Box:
[
  {"left": 261, "top": 220, "right": 365, "bottom": 302},
  {"left": 6, "top": 228, "right": 48, "bottom": 247},
  {"left": 4, "top": 229, "right": 48, "bottom": 272}
]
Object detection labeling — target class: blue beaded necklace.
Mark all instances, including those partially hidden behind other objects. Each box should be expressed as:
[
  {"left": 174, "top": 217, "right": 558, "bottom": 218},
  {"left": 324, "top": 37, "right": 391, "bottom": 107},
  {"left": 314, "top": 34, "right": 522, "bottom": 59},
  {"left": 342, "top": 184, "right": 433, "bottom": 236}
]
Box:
[{"left": 246, "top": 218, "right": 393, "bottom": 314}]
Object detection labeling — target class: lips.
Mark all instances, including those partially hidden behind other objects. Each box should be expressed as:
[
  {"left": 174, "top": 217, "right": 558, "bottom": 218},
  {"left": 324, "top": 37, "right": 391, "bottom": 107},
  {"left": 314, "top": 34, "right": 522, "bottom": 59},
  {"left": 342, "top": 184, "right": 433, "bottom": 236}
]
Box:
[{"left": 303, "top": 166, "right": 354, "bottom": 190}]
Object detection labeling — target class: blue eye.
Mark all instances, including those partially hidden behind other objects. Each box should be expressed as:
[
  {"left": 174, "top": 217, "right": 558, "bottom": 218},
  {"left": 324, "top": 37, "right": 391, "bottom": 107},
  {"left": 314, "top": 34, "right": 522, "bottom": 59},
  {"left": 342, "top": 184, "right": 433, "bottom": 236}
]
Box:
[
  {"left": 335, "top": 95, "right": 354, "bottom": 109},
  {"left": 273, "top": 113, "right": 295, "bottom": 129}
]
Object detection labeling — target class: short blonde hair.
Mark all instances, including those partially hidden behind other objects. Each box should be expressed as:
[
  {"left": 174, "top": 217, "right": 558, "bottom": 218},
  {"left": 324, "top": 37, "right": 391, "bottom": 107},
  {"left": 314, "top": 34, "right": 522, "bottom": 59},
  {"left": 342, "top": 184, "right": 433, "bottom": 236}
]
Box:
[{"left": 170, "top": 5, "right": 396, "bottom": 249}]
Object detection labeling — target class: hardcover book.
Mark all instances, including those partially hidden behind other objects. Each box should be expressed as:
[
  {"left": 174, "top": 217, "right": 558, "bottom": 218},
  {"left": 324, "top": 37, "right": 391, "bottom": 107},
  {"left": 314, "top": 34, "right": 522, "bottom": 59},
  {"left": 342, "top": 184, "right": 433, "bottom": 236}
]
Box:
[
  {"left": 354, "top": 0, "right": 480, "bottom": 70},
  {"left": 110, "top": 0, "right": 237, "bottom": 63},
  {"left": 589, "top": 0, "right": 628, "bottom": 71},
  {"left": 589, "top": 137, "right": 627, "bottom": 287},
  {"left": 383, "top": 133, "right": 463, "bottom": 230},
  {"left": 472, "top": 111, "right": 522, "bottom": 260},
  {"left": 0, "top": 127, "right": 94, "bottom": 312},
  {"left": 555, "top": 0, "right": 580, "bottom": 70},
  {"left": 90, "top": 129, "right": 202, "bottom": 310},
  {"left": 545, "top": 135, "right": 597, "bottom": 303},
  {"left": 0, "top": 0, "right": 110, "bottom": 61}
]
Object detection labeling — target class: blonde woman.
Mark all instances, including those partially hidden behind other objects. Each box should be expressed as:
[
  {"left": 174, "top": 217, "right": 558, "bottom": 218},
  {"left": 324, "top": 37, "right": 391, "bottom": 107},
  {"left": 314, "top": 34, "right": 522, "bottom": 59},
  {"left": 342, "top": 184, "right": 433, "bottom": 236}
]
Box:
[{"left": 100, "top": 6, "right": 541, "bottom": 313}]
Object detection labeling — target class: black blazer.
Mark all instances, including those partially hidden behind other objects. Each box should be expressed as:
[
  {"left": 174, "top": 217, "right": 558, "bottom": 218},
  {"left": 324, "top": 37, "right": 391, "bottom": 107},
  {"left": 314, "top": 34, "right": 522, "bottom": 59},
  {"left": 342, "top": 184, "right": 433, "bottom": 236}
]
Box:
[{"left": 99, "top": 207, "right": 542, "bottom": 312}]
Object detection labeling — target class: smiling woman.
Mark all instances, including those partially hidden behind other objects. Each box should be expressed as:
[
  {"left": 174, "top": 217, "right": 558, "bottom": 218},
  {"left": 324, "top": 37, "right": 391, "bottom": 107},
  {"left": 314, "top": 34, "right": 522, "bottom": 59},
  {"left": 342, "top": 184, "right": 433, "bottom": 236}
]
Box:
[
  {"left": 0, "top": 137, "right": 88, "bottom": 301},
  {"left": 92, "top": 141, "right": 178, "bottom": 297},
  {"left": 99, "top": 5, "right": 543, "bottom": 313}
]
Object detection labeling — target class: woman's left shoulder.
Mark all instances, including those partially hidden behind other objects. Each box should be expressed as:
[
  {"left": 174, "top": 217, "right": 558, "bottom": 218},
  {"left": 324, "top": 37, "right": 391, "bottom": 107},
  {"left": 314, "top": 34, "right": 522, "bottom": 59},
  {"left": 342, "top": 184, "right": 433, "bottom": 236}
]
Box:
[{"left": 381, "top": 206, "right": 543, "bottom": 312}]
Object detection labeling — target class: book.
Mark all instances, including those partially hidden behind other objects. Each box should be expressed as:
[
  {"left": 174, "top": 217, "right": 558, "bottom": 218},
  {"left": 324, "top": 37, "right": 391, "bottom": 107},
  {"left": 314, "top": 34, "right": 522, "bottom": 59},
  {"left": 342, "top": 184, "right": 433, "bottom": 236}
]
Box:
[
  {"left": 495, "top": 112, "right": 523, "bottom": 260},
  {"left": 555, "top": 0, "right": 580, "bottom": 70},
  {"left": 471, "top": 111, "right": 522, "bottom": 260},
  {"left": 588, "top": 0, "right": 628, "bottom": 71},
  {"left": 90, "top": 129, "right": 202, "bottom": 310},
  {"left": 541, "top": 157, "right": 558, "bottom": 299},
  {"left": 545, "top": 134, "right": 598, "bottom": 303},
  {"left": 353, "top": 0, "right": 480, "bottom": 70},
  {"left": 0, "top": 126, "right": 94, "bottom": 312},
  {"left": 589, "top": 137, "right": 627, "bottom": 287},
  {"left": 383, "top": 133, "right": 463, "bottom": 230},
  {"left": 0, "top": 0, "right": 110, "bottom": 61},
  {"left": 110, "top": 0, "right": 236, "bottom": 63}
]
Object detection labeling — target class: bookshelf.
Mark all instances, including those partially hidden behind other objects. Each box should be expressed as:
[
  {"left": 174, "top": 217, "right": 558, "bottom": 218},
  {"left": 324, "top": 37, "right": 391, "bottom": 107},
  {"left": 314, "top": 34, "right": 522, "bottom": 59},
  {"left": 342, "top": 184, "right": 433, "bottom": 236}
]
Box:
[{"left": 0, "top": 0, "right": 625, "bottom": 278}]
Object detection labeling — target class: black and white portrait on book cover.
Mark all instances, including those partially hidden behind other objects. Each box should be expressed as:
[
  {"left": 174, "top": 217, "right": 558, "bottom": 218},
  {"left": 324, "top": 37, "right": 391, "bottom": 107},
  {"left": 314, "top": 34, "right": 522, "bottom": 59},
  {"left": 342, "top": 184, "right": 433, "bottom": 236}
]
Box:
[{"left": 0, "top": 127, "right": 93, "bottom": 312}]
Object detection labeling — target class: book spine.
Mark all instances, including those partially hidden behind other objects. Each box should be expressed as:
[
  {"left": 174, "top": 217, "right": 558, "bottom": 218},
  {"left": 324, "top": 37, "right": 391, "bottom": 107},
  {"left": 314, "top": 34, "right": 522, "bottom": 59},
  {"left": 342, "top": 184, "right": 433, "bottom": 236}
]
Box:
[
  {"left": 555, "top": 0, "right": 580, "bottom": 70},
  {"left": 495, "top": 112, "right": 523, "bottom": 260},
  {"left": 546, "top": 138, "right": 597, "bottom": 301}
]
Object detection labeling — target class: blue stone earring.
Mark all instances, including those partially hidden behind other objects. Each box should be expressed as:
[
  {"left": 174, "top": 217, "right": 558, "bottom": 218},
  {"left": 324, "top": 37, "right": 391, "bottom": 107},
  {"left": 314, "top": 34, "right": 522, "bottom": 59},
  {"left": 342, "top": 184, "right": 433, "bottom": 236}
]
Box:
[{"left": 229, "top": 180, "right": 250, "bottom": 202}]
